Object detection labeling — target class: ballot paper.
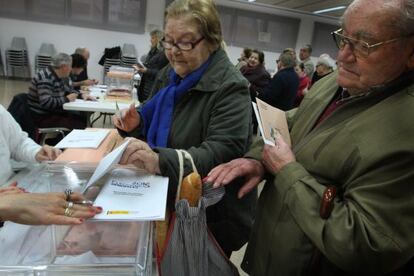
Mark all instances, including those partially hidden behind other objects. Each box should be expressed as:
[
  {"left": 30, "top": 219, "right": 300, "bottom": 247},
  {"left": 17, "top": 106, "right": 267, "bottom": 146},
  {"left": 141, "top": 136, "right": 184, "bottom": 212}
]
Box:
[
  {"left": 93, "top": 171, "right": 169, "bottom": 221},
  {"left": 253, "top": 98, "right": 291, "bottom": 146},
  {"left": 55, "top": 129, "right": 110, "bottom": 149},
  {"left": 82, "top": 139, "right": 131, "bottom": 193}
]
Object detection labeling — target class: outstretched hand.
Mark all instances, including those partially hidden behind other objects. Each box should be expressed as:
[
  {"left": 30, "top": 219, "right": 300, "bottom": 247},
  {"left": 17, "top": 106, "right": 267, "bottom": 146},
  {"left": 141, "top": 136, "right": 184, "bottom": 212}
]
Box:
[
  {"left": 205, "top": 158, "right": 265, "bottom": 199},
  {"left": 35, "top": 145, "right": 62, "bottom": 162},
  {"left": 119, "top": 138, "right": 160, "bottom": 174}
]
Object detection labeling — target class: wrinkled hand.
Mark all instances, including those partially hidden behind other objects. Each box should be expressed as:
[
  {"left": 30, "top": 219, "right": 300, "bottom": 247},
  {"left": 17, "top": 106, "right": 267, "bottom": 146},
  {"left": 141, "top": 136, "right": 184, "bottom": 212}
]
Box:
[
  {"left": 66, "top": 93, "right": 78, "bottom": 102},
  {"left": 132, "top": 64, "right": 146, "bottom": 73},
  {"left": 205, "top": 158, "right": 265, "bottom": 199},
  {"left": 112, "top": 103, "right": 140, "bottom": 132},
  {"left": 0, "top": 182, "right": 26, "bottom": 195},
  {"left": 0, "top": 192, "right": 102, "bottom": 225},
  {"left": 35, "top": 145, "right": 62, "bottom": 162},
  {"left": 262, "top": 135, "right": 296, "bottom": 175},
  {"left": 119, "top": 138, "right": 160, "bottom": 174}
]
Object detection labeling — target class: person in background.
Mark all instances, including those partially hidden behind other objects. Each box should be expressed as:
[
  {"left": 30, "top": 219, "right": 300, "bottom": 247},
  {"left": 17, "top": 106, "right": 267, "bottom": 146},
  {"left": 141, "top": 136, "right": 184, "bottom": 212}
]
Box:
[
  {"left": 0, "top": 104, "right": 61, "bottom": 183},
  {"left": 258, "top": 52, "right": 299, "bottom": 111},
  {"left": 27, "top": 53, "right": 92, "bottom": 130},
  {"left": 113, "top": 0, "right": 256, "bottom": 257},
  {"left": 133, "top": 29, "right": 169, "bottom": 103},
  {"left": 293, "top": 62, "right": 311, "bottom": 107},
  {"left": 299, "top": 44, "right": 315, "bottom": 78},
  {"left": 0, "top": 183, "right": 102, "bottom": 226},
  {"left": 310, "top": 54, "right": 335, "bottom": 87},
  {"left": 235, "top": 47, "right": 252, "bottom": 70},
  {"left": 205, "top": 0, "right": 414, "bottom": 274},
  {"left": 73, "top": 47, "right": 98, "bottom": 90},
  {"left": 240, "top": 49, "right": 271, "bottom": 133}
]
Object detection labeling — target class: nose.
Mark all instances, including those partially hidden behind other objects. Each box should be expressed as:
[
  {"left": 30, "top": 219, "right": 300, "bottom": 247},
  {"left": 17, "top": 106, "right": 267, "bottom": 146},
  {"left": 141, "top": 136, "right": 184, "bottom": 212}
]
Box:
[
  {"left": 171, "top": 45, "right": 181, "bottom": 55},
  {"left": 336, "top": 43, "right": 356, "bottom": 64}
]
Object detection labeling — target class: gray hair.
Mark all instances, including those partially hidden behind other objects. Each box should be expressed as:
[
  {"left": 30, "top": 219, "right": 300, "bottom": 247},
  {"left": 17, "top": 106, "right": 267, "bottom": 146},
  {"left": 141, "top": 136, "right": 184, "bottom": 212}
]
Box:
[
  {"left": 399, "top": 0, "right": 414, "bottom": 35},
  {"left": 278, "top": 52, "right": 296, "bottom": 68},
  {"left": 150, "top": 29, "right": 164, "bottom": 40},
  {"left": 51, "top": 53, "right": 72, "bottom": 69}
]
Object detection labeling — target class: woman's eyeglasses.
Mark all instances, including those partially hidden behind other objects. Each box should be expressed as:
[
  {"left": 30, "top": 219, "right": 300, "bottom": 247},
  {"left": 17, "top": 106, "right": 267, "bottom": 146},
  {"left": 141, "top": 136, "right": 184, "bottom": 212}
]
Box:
[{"left": 161, "top": 37, "right": 204, "bottom": 51}]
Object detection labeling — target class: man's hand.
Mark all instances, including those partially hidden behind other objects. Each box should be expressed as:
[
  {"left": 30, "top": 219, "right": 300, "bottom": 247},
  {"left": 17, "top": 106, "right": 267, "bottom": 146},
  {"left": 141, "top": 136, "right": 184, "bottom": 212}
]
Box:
[
  {"left": 66, "top": 93, "right": 78, "bottom": 102},
  {"left": 262, "top": 135, "right": 296, "bottom": 175},
  {"left": 205, "top": 158, "right": 265, "bottom": 199},
  {"left": 81, "top": 93, "right": 96, "bottom": 101},
  {"left": 35, "top": 145, "right": 62, "bottom": 162}
]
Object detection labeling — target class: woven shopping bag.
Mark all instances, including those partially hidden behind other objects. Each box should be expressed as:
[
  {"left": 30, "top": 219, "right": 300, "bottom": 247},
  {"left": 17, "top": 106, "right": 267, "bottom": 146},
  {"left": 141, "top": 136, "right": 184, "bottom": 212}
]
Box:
[{"left": 157, "top": 149, "right": 239, "bottom": 276}]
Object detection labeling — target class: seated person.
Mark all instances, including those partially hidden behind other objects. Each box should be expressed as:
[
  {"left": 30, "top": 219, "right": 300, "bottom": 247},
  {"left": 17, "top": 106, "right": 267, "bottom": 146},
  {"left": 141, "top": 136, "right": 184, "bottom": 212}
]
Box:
[
  {"left": 27, "top": 53, "right": 92, "bottom": 130},
  {"left": 73, "top": 47, "right": 98, "bottom": 90},
  {"left": 0, "top": 104, "right": 61, "bottom": 183}
]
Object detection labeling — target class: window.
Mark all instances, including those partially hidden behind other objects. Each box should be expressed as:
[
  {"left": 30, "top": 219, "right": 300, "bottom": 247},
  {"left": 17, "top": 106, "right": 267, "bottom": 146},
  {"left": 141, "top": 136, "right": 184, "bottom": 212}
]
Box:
[{"left": 0, "top": 0, "right": 146, "bottom": 34}]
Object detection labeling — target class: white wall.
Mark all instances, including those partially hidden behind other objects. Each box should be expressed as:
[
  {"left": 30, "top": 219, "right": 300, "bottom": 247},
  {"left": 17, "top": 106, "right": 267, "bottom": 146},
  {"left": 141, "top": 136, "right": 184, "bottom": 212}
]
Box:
[{"left": 0, "top": 0, "right": 338, "bottom": 80}]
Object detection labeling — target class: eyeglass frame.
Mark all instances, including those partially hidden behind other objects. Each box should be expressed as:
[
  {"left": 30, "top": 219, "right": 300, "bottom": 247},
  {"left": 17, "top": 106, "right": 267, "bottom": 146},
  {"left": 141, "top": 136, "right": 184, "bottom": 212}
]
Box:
[
  {"left": 331, "top": 28, "right": 404, "bottom": 58},
  {"left": 161, "top": 36, "right": 205, "bottom": 51}
]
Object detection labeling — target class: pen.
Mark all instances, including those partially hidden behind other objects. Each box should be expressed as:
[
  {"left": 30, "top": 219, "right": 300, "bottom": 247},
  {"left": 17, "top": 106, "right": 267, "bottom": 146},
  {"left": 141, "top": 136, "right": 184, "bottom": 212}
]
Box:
[
  {"left": 115, "top": 101, "right": 125, "bottom": 129},
  {"left": 107, "top": 210, "right": 131, "bottom": 215}
]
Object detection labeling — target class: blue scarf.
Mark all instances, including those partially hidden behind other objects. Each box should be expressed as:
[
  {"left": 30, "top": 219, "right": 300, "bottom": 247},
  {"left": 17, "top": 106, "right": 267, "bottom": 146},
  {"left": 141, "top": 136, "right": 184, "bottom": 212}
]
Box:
[{"left": 141, "top": 55, "right": 212, "bottom": 148}]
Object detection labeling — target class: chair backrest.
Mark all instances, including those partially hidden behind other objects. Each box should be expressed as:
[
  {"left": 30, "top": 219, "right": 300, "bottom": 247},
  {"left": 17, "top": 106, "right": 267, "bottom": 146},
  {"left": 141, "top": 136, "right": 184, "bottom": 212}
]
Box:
[{"left": 7, "top": 93, "right": 37, "bottom": 140}]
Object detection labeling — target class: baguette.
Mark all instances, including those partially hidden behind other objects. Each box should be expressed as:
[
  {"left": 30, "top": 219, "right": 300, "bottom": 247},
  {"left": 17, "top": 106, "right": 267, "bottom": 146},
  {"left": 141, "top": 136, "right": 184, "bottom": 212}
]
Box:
[{"left": 179, "top": 172, "right": 202, "bottom": 207}]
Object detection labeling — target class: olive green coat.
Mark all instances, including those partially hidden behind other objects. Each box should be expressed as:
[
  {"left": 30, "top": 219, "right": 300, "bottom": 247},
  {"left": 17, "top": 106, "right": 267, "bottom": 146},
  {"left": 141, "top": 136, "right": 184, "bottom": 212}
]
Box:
[
  {"left": 242, "top": 72, "right": 414, "bottom": 275},
  {"left": 137, "top": 48, "right": 256, "bottom": 253}
]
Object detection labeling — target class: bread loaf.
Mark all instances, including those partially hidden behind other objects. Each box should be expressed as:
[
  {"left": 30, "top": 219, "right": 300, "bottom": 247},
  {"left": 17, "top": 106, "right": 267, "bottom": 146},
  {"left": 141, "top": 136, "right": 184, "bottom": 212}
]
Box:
[{"left": 179, "top": 172, "right": 202, "bottom": 207}]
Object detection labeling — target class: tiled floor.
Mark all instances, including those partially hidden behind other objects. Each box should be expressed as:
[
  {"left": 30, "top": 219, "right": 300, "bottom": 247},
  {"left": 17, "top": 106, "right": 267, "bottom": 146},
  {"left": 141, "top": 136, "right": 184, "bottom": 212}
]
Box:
[{"left": 1, "top": 77, "right": 250, "bottom": 275}]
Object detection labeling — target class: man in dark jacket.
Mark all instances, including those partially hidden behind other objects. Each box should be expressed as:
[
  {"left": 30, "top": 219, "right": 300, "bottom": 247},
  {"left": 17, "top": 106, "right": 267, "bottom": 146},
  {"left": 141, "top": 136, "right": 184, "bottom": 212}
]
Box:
[
  {"left": 134, "top": 29, "right": 169, "bottom": 102},
  {"left": 259, "top": 52, "right": 299, "bottom": 111}
]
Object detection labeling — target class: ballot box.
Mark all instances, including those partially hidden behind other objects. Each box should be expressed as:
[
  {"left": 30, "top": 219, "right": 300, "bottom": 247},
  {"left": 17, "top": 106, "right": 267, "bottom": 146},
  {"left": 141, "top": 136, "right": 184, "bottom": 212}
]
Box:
[{"left": 0, "top": 163, "right": 156, "bottom": 276}]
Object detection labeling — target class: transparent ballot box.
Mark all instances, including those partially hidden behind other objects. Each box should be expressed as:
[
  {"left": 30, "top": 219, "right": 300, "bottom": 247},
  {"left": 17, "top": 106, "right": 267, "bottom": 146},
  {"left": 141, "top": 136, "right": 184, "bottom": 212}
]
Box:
[
  {"left": 0, "top": 163, "right": 155, "bottom": 276},
  {"left": 105, "top": 66, "right": 134, "bottom": 100}
]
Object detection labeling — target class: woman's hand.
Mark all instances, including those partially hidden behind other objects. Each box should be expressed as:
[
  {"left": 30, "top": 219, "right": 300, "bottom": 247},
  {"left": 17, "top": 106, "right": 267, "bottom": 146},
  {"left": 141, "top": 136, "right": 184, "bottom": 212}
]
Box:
[
  {"left": 112, "top": 103, "right": 141, "bottom": 132},
  {"left": 0, "top": 192, "right": 102, "bottom": 225},
  {"left": 0, "top": 182, "right": 26, "bottom": 195},
  {"left": 205, "top": 158, "right": 265, "bottom": 199},
  {"left": 35, "top": 145, "right": 62, "bottom": 162},
  {"left": 119, "top": 138, "right": 160, "bottom": 174},
  {"left": 262, "top": 135, "right": 296, "bottom": 175}
]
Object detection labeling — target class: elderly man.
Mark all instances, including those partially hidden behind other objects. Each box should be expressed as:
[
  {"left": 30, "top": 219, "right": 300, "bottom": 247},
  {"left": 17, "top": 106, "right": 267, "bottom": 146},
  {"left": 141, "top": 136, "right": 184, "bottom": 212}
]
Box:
[
  {"left": 206, "top": 0, "right": 414, "bottom": 275},
  {"left": 133, "top": 29, "right": 169, "bottom": 102},
  {"left": 299, "top": 44, "right": 315, "bottom": 78},
  {"left": 27, "top": 53, "right": 90, "bottom": 130},
  {"left": 258, "top": 52, "right": 299, "bottom": 110}
]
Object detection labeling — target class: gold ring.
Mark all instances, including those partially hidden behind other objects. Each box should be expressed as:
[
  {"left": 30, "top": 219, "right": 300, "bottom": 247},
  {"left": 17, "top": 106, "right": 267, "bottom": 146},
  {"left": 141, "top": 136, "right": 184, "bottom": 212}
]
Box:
[{"left": 64, "top": 207, "right": 74, "bottom": 217}]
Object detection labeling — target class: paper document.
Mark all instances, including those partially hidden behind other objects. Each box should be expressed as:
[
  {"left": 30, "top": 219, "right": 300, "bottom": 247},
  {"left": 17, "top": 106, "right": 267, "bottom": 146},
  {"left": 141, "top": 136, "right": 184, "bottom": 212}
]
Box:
[
  {"left": 55, "top": 129, "right": 110, "bottom": 149},
  {"left": 253, "top": 98, "right": 291, "bottom": 146},
  {"left": 93, "top": 170, "right": 169, "bottom": 221},
  {"left": 82, "top": 139, "right": 130, "bottom": 193}
]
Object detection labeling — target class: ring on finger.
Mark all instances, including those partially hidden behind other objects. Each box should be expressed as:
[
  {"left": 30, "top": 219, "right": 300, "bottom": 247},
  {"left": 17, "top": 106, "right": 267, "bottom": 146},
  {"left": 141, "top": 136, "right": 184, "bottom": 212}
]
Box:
[
  {"left": 64, "top": 207, "right": 74, "bottom": 217},
  {"left": 64, "top": 189, "right": 73, "bottom": 201},
  {"left": 66, "top": 201, "right": 74, "bottom": 208}
]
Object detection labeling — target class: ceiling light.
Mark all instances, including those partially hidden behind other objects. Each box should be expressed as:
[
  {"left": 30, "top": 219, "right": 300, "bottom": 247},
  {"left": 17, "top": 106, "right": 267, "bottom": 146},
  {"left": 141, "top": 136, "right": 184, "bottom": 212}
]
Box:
[
  {"left": 313, "top": 6, "right": 346, "bottom": 14},
  {"left": 247, "top": 0, "right": 256, "bottom": 2}
]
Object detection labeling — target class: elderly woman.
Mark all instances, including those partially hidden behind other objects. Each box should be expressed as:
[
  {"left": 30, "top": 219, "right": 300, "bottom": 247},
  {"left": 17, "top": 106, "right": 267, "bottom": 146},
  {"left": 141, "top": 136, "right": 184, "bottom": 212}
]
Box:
[
  {"left": 113, "top": 0, "right": 255, "bottom": 256},
  {"left": 240, "top": 49, "right": 270, "bottom": 134}
]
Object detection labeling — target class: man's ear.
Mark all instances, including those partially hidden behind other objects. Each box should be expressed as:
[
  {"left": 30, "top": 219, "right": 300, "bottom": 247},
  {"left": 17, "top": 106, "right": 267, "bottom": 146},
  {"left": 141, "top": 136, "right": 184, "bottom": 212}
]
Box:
[{"left": 405, "top": 38, "right": 414, "bottom": 70}]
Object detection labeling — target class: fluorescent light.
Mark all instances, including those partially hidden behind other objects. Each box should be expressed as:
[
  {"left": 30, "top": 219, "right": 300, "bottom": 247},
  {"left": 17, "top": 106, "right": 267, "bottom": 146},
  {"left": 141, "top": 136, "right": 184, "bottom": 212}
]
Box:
[
  {"left": 248, "top": 0, "right": 256, "bottom": 2},
  {"left": 313, "top": 6, "right": 346, "bottom": 14}
]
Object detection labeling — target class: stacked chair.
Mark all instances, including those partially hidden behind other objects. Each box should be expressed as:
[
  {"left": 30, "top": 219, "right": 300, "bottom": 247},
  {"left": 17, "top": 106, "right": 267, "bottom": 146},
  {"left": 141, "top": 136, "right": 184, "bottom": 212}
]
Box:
[
  {"left": 120, "top": 43, "right": 138, "bottom": 67},
  {"left": 5, "top": 37, "right": 31, "bottom": 79},
  {"left": 35, "top": 43, "right": 56, "bottom": 73},
  {"left": 0, "top": 49, "right": 5, "bottom": 77}
]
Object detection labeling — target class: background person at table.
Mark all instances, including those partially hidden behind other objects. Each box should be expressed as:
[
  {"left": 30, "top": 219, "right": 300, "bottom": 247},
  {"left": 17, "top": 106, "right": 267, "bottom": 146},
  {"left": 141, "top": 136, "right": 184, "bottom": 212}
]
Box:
[
  {"left": 133, "top": 29, "right": 169, "bottom": 103},
  {"left": 27, "top": 53, "right": 91, "bottom": 130},
  {"left": 0, "top": 105, "right": 61, "bottom": 184},
  {"left": 0, "top": 183, "right": 102, "bottom": 226},
  {"left": 72, "top": 47, "right": 98, "bottom": 90},
  {"left": 113, "top": 0, "right": 256, "bottom": 257},
  {"left": 205, "top": 0, "right": 414, "bottom": 274}
]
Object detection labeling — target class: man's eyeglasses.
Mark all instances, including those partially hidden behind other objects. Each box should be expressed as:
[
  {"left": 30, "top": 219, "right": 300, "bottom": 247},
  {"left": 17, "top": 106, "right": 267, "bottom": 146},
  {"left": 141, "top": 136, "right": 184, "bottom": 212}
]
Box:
[
  {"left": 331, "top": 28, "right": 404, "bottom": 58},
  {"left": 161, "top": 37, "right": 204, "bottom": 51}
]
